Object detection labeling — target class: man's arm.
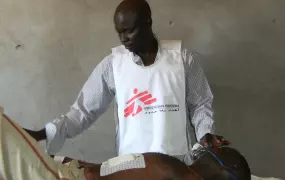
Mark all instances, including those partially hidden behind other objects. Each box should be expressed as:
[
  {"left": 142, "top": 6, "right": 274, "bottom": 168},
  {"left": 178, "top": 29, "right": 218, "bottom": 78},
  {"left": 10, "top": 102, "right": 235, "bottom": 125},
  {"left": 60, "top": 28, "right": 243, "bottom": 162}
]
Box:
[
  {"left": 26, "top": 54, "right": 116, "bottom": 154},
  {"left": 183, "top": 50, "right": 215, "bottom": 141}
]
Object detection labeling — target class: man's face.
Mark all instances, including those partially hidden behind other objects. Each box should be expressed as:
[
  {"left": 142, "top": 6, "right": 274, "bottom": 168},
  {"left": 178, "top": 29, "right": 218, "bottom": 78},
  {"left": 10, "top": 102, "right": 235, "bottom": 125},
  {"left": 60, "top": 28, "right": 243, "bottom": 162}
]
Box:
[{"left": 114, "top": 11, "right": 149, "bottom": 53}]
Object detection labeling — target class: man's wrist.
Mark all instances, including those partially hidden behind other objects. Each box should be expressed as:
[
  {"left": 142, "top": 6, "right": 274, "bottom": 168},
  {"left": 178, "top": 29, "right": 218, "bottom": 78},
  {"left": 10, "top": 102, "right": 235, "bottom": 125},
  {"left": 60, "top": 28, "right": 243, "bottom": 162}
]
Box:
[
  {"left": 38, "top": 128, "right": 47, "bottom": 141},
  {"left": 24, "top": 128, "right": 47, "bottom": 141}
]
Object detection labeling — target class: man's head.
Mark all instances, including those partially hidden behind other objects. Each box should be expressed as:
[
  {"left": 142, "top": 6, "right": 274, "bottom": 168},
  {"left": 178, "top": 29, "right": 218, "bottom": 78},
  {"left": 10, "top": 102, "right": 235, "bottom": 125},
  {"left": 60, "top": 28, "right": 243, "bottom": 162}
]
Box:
[
  {"left": 114, "top": 0, "right": 154, "bottom": 53},
  {"left": 193, "top": 147, "right": 251, "bottom": 180}
]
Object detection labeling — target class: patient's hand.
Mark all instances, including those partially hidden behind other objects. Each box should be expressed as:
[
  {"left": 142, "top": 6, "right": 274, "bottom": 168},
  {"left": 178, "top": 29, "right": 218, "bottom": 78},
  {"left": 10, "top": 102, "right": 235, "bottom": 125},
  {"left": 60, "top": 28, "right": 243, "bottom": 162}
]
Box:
[
  {"left": 199, "top": 133, "right": 231, "bottom": 148},
  {"left": 23, "top": 128, "right": 47, "bottom": 141}
]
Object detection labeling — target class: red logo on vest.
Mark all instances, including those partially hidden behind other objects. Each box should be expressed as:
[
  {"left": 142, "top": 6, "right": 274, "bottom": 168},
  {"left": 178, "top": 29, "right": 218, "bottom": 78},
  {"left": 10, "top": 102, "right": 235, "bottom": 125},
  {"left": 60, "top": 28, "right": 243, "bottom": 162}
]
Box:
[{"left": 124, "top": 88, "right": 157, "bottom": 117}]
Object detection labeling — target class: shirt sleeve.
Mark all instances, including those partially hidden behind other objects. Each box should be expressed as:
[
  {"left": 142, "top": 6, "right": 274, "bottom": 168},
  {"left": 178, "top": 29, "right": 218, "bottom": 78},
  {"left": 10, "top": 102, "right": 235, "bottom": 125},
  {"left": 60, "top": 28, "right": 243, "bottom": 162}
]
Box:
[
  {"left": 182, "top": 50, "right": 216, "bottom": 141},
  {"left": 45, "top": 54, "right": 115, "bottom": 154}
]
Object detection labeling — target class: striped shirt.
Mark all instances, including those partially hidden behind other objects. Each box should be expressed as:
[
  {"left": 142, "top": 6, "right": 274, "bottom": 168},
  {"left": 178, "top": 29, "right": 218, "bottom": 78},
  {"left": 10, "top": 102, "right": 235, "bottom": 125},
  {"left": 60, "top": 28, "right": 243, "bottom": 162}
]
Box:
[{"left": 45, "top": 47, "right": 215, "bottom": 165}]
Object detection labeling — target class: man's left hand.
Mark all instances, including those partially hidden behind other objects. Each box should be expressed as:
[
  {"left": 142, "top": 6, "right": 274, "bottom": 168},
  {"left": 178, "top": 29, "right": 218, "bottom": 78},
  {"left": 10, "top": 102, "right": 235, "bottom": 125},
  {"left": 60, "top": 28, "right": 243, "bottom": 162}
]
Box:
[{"left": 199, "top": 133, "right": 231, "bottom": 148}]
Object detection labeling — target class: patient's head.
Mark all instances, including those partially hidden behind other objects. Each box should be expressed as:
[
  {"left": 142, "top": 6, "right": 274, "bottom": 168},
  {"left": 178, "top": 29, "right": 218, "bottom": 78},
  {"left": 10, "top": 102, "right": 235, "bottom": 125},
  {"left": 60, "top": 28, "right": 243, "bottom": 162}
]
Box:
[
  {"left": 215, "top": 147, "right": 251, "bottom": 180},
  {"left": 192, "top": 146, "right": 251, "bottom": 180}
]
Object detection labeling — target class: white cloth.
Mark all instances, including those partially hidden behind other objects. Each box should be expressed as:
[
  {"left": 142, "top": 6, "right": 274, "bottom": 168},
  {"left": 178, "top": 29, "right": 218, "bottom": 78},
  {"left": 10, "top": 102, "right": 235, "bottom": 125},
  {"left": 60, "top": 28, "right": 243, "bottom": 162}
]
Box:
[
  {"left": 112, "top": 40, "right": 188, "bottom": 156},
  {"left": 0, "top": 107, "right": 86, "bottom": 180},
  {"left": 100, "top": 154, "right": 146, "bottom": 176},
  {"left": 251, "top": 175, "right": 283, "bottom": 180}
]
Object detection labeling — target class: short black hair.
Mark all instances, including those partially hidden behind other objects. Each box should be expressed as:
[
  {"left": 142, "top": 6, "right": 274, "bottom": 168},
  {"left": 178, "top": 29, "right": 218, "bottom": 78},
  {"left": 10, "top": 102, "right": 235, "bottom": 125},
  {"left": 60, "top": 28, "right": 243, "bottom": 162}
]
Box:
[{"left": 114, "top": 0, "right": 152, "bottom": 26}]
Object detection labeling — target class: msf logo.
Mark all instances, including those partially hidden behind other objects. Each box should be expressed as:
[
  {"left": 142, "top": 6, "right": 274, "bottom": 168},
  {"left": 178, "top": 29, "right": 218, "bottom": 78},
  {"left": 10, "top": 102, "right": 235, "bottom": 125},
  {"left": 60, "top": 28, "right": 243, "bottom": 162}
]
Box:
[{"left": 124, "top": 88, "right": 157, "bottom": 117}]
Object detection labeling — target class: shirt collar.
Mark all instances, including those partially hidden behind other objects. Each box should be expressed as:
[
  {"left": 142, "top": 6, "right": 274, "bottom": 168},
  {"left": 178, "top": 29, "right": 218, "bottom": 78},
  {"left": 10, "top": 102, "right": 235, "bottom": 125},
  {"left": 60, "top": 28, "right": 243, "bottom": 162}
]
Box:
[{"left": 131, "top": 42, "right": 162, "bottom": 66}]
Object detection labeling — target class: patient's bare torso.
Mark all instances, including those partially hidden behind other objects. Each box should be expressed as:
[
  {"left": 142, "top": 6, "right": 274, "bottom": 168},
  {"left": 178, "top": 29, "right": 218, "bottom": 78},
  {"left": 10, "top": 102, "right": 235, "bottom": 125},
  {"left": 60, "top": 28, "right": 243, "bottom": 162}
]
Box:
[{"left": 74, "top": 153, "right": 200, "bottom": 180}]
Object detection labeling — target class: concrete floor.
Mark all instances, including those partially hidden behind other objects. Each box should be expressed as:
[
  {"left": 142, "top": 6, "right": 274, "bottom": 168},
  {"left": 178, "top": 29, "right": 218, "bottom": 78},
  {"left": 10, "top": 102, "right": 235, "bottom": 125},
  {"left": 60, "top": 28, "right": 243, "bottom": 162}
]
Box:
[{"left": 0, "top": 0, "right": 284, "bottom": 178}]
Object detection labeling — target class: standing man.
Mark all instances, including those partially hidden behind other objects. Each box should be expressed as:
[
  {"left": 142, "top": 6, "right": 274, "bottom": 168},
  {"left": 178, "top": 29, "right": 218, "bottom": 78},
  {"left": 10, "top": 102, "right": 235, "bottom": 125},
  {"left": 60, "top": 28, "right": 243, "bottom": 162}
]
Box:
[{"left": 25, "top": 0, "right": 229, "bottom": 165}]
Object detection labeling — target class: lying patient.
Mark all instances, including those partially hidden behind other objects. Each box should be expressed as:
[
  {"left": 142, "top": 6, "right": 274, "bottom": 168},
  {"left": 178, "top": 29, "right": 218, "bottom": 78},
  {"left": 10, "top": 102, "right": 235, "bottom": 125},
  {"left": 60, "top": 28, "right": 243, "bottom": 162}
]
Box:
[{"left": 0, "top": 109, "right": 251, "bottom": 180}]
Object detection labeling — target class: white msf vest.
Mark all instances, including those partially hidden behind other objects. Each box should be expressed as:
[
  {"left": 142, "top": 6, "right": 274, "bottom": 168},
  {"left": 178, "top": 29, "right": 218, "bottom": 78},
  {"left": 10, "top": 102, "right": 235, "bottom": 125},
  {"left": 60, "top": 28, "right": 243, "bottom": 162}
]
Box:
[{"left": 112, "top": 40, "right": 188, "bottom": 156}]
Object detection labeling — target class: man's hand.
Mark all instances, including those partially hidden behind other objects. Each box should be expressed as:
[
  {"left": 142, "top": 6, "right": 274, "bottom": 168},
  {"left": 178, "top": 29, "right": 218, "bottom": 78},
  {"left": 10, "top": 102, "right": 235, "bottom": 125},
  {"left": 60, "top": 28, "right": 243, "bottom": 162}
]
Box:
[
  {"left": 23, "top": 128, "right": 47, "bottom": 141},
  {"left": 199, "top": 133, "right": 231, "bottom": 148}
]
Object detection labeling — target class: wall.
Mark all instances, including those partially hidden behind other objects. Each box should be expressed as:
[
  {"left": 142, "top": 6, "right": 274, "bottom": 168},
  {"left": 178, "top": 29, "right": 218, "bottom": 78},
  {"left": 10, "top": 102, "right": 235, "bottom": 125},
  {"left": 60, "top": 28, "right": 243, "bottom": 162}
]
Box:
[
  {"left": 0, "top": 0, "right": 284, "bottom": 178},
  {"left": 213, "top": 85, "right": 285, "bottom": 178}
]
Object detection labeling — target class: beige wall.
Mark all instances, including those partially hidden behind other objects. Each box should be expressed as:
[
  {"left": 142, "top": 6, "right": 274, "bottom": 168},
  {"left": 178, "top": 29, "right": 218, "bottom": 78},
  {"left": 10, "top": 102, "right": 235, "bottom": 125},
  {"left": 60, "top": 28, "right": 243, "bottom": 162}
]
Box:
[{"left": 0, "top": 0, "right": 284, "bottom": 178}]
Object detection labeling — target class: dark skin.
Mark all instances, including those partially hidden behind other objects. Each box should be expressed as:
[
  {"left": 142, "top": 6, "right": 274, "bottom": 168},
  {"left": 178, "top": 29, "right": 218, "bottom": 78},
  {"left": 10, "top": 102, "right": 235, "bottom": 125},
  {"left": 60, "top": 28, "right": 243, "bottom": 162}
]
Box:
[
  {"left": 23, "top": 128, "right": 46, "bottom": 141},
  {"left": 23, "top": 0, "right": 230, "bottom": 155},
  {"left": 55, "top": 147, "right": 243, "bottom": 180},
  {"left": 113, "top": 0, "right": 159, "bottom": 66},
  {"left": 199, "top": 133, "right": 230, "bottom": 148}
]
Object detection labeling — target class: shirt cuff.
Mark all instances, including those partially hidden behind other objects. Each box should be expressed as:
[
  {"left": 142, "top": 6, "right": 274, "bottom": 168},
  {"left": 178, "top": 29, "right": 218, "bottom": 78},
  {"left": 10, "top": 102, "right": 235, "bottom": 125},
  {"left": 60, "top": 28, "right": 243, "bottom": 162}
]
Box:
[
  {"left": 45, "top": 118, "right": 65, "bottom": 155},
  {"left": 196, "top": 122, "right": 216, "bottom": 141}
]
